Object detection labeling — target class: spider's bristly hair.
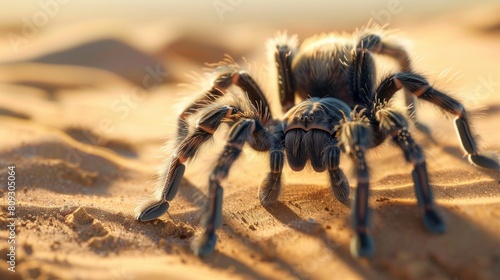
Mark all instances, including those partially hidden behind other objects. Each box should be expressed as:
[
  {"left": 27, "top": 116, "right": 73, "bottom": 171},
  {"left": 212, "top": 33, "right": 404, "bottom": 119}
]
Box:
[
  {"left": 375, "top": 106, "right": 409, "bottom": 134},
  {"left": 204, "top": 54, "right": 241, "bottom": 72},
  {"left": 339, "top": 118, "right": 372, "bottom": 155}
]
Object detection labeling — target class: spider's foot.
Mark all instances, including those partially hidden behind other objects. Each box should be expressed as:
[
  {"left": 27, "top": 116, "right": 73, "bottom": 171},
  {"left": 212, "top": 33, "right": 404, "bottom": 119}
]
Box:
[
  {"left": 330, "top": 170, "right": 350, "bottom": 202},
  {"left": 192, "top": 231, "right": 218, "bottom": 257},
  {"left": 135, "top": 200, "right": 170, "bottom": 221},
  {"left": 259, "top": 173, "right": 281, "bottom": 206},
  {"left": 423, "top": 208, "right": 446, "bottom": 234},
  {"left": 468, "top": 154, "right": 500, "bottom": 170},
  {"left": 350, "top": 232, "right": 374, "bottom": 258}
]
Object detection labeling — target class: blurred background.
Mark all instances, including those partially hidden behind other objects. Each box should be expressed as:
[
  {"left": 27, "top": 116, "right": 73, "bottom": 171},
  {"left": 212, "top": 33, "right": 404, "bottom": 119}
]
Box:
[
  {"left": 1, "top": 0, "right": 496, "bottom": 27},
  {"left": 0, "top": 0, "right": 499, "bottom": 150}
]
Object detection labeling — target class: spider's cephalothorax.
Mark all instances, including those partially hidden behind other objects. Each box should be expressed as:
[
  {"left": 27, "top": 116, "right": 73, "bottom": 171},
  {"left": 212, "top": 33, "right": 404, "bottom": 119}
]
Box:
[{"left": 136, "top": 27, "right": 500, "bottom": 258}]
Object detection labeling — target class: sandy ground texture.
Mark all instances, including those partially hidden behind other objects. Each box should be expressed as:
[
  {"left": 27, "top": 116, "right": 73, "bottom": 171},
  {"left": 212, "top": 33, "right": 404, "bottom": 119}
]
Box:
[{"left": 1, "top": 2, "right": 500, "bottom": 280}]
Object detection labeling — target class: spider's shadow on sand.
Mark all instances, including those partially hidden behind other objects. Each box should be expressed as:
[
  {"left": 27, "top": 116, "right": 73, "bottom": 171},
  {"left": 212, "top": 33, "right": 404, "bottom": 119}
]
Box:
[
  {"left": 442, "top": 145, "right": 500, "bottom": 180},
  {"left": 170, "top": 178, "right": 365, "bottom": 279},
  {"left": 150, "top": 175, "right": 500, "bottom": 279}
]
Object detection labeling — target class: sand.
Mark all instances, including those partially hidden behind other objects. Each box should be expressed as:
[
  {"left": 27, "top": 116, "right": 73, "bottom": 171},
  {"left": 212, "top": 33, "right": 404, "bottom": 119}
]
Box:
[{"left": 1, "top": 2, "right": 500, "bottom": 280}]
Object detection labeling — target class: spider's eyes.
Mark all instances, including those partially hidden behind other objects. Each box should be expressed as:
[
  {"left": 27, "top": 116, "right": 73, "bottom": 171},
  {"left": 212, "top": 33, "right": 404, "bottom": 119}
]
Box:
[{"left": 231, "top": 108, "right": 240, "bottom": 114}]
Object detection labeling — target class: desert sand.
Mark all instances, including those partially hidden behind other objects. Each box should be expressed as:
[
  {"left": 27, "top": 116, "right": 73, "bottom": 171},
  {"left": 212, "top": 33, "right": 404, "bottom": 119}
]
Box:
[{"left": 1, "top": 2, "right": 500, "bottom": 280}]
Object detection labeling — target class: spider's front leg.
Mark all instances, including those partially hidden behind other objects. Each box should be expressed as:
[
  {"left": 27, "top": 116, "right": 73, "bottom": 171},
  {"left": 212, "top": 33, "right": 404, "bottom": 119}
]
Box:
[
  {"left": 357, "top": 32, "right": 433, "bottom": 137},
  {"left": 135, "top": 105, "right": 241, "bottom": 221},
  {"left": 193, "top": 118, "right": 271, "bottom": 256},
  {"left": 325, "top": 142, "right": 350, "bottom": 202},
  {"left": 357, "top": 33, "right": 411, "bottom": 72},
  {"left": 259, "top": 123, "right": 285, "bottom": 206},
  {"left": 376, "top": 72, "right": 500, "bottom": 170},
  {"left": 270, "top": 33, "right": 298, "bottom": 113},
  {"left": 375, "top": 107, "right": 446, "bottom": 233},
  {"left": 178, "top": 68, "right": 271, "bottom": 140},
  {"left": 339, "top": 116, "right": 374, "bottom": 257}
]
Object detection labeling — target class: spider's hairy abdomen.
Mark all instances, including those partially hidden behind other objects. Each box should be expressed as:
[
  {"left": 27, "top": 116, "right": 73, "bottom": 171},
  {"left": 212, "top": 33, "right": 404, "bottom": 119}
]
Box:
[{"left": 292, "top": 34, "right": 355, "bottom": 105}]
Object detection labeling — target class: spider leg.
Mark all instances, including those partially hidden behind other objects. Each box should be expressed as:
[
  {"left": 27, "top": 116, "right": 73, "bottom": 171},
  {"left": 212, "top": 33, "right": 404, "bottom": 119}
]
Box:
[
  {"left": 259, "top": 123, "right": 285, "bottom": 206},
  {"left": 375, "top": 107, "right": 446, "bottom": 233},
  {"left": 339, "top": 117, "right": 374, "bottom": 257},
  {"left": 376, "top": 72, "right": 500, "bottom": 170},
  {"left": 178, "top": 69, "right": 272, "bottom": 139},
  {"left": 135, "top": 105, "right": 241, "bottom": 221},
  {"left": 193, "top": 118, "right": 270, "bottom": 256},
  {"left": 271, "top": 35, "right": 297, "bottom": 113},
  {"left": 324, "top": 142, "right": 350, "bottom": 202},
  {"left": 348, "top": 48, "right": 375, "bottom": 108},
  {"left": 357, "top": 33, "right": 411, "bottom": 72},
  {"left": 357, "top": 33, "right": 432, "bottom": 135}
]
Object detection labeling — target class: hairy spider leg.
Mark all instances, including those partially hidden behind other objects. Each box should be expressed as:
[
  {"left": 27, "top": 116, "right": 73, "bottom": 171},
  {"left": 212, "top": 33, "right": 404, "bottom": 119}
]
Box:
[
  {"left": 376, "top": 72, "right": 500, "bottom": 170},
  {"left": 348, "top": 49, "right": 376, "bottom": 111},
  {"left": 343, "top": 49, "right": 377, "bottom": 257},
  {"left": 273, "top": 41, "right": 296, "bottom": 113},
  {"left": 178, "top": 69, "right": 272, "bottom": 140},
  {"left": 339, "top": 117, "right": 374, "bottom": 258},
  {"left": 193, "top": 118, "right": 271, "bottom": 256},
  {"left": 259, "top": 123, "right": 285, "bottom": 206},
  {"left": 375, "top": 106, "right": 446, "bottom": 233},
  {"left": 357, "top": 33, "right": 433, "bottom": 136},
  {"left": 135, "top": 105, "right": 243, "bottom": 221},
  {"left": 324, "top": 140, "right": 350, "bottom": 202},
  {"left": 357, "top": 33, "right": 412, "bottom": 102},
  {"left": 357, "top": 33, "right": 412, "bottom": 72}
]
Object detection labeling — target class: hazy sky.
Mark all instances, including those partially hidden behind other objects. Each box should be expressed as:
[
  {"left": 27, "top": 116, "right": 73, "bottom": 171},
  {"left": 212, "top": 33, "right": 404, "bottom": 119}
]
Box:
[{"left": 0, "top": 0, "right": 494, "bottom": 28}]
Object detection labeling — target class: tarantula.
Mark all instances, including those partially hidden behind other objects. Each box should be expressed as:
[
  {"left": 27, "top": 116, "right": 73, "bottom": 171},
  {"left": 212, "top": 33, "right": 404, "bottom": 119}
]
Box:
[{"left": 136, "top": 27, "right": 499, "bottom": 257}]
